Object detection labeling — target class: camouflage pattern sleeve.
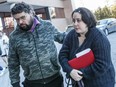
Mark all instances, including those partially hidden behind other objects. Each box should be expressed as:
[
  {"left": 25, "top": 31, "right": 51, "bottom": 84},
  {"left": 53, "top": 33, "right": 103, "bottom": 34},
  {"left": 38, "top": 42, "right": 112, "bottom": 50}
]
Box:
[
  {"left": 47, "top": 21, "right": 66, "bottom": 43},
  {"left": 8, "top": 35, "right": 20, "bottom": 85}
]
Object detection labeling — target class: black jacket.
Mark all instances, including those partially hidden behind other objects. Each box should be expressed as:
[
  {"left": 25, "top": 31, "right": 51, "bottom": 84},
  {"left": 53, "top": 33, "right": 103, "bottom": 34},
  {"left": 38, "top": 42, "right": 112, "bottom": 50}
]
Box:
[{"left": 59, "top": 27, "right": 115, "bottom": 87}]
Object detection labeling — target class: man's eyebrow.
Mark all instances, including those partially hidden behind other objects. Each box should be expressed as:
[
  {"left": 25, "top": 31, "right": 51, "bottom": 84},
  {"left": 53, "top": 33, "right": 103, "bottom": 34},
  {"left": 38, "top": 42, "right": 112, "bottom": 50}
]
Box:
[{"left": 15, "top": 15, "right": 25, "bottom": 19}]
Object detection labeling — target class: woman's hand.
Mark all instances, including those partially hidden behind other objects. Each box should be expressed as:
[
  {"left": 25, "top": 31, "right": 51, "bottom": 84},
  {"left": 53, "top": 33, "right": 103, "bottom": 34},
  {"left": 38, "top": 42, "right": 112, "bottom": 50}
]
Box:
[{"left": 70, "top": 69, "right": 83, "bottom": 81}]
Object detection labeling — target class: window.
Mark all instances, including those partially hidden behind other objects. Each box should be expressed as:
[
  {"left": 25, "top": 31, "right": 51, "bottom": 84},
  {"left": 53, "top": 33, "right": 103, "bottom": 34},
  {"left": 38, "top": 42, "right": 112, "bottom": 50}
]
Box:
[{"left": 49, "top": 7, "right": 65, "bottom": 19}]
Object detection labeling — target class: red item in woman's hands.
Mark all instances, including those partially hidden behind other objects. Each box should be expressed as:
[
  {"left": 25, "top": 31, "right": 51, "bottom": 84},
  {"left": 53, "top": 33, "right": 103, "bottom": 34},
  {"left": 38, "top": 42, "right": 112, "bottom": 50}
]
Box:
[{"left": 68, "top": 48, "right": 95, "bottom": 69}]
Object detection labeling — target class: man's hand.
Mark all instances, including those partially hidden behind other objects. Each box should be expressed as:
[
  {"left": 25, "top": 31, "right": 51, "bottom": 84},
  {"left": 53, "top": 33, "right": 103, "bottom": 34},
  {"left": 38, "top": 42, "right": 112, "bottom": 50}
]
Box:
[{"left": 70, "top": 69, "right": 83, "bottom": 81}]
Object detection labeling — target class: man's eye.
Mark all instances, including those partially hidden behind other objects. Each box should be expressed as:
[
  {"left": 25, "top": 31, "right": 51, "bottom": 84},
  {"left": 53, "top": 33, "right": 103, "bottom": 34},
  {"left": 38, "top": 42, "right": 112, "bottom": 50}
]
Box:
[{"left": 21, "top": 16, "right": 25, "bottom": 19}]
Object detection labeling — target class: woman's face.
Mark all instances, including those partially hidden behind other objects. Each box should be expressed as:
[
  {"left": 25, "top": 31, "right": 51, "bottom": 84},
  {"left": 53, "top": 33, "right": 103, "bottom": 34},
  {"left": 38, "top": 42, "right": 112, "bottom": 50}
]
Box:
[{"left": 72, "top": 12, "right": 88, "bottom": 35}]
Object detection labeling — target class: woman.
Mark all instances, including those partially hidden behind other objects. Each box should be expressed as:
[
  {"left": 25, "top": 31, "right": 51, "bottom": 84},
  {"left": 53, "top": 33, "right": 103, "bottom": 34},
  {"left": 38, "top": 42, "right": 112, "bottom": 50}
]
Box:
[{"left": 59, "top": 7, "right": 115, "bottom": 87}]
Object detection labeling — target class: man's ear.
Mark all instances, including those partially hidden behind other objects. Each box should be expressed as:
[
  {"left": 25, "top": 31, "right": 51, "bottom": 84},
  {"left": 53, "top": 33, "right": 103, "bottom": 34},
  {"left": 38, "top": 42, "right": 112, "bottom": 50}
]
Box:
[{"left": 30, "top": 10, "right": 35, "bottom": 16}]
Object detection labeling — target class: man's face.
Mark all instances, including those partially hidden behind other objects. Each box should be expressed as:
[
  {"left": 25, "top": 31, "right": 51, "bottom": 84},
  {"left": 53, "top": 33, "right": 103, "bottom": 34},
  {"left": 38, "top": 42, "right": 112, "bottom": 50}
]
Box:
[{"left": 13, "top": 11, "right": 33, "bottom": 31}]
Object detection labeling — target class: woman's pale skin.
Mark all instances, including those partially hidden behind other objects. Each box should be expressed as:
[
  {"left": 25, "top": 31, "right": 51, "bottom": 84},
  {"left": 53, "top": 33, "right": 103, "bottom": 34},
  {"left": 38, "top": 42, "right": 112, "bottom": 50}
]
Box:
[{"left": 70, "top": 12, "right": 89, "bottom": 81}]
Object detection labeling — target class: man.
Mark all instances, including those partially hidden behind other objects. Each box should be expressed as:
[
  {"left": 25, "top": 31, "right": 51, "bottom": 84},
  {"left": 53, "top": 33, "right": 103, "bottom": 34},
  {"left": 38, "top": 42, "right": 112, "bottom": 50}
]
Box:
[
  {"left": 8, "top": 2, "right": 65, "bottom": 87},
  {"left": 0, "top": 30, "right": 9, "bottom": 65},
  {"left": 0, "top": 30, "right": 9, "bottom": 76},
  {"left": 0, "top": 30, "right": 9, "bottom": 57}
]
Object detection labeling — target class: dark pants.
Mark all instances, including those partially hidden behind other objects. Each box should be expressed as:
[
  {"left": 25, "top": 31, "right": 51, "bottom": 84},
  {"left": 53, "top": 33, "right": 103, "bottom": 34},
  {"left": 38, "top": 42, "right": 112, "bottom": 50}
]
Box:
[
  {"left": 72, "top": 80, "right": 84, "bottom": 87},
  {"left": 22, "top": 75, "right": 64, "bottom": 87}
]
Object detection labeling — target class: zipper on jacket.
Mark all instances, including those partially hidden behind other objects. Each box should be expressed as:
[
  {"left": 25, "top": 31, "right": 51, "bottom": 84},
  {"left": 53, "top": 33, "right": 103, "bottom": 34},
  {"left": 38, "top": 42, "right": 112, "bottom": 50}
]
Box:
[{"left": 31, "top": 31, "right": 46, "bottom": 85}]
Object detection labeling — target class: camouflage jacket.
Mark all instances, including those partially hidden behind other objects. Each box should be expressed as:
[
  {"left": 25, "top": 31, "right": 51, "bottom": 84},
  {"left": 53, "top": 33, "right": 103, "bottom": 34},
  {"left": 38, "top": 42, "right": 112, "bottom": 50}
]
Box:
[{"left": 8, "top": 17, "right": 65, "bottom": 85}]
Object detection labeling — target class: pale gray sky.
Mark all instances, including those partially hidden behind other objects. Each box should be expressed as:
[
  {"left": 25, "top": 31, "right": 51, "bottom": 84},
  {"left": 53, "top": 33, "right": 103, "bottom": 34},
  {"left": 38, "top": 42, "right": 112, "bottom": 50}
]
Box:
[{"left": 74, "top": 0, "right": 115, "bottom": 11}]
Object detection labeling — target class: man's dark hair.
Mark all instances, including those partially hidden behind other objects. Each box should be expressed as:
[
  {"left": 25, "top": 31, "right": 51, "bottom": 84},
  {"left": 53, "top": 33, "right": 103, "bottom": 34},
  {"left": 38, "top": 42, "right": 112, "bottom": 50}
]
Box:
[
  {"left": 71, "top": 7, "right": 97, "bottom": 28},
  {"left": 11, "top": 2, "right": 34, "bottom": 15}
]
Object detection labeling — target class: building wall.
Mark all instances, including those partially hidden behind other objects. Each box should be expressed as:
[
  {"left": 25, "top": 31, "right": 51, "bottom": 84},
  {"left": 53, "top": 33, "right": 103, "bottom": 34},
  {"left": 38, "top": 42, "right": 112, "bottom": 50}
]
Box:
[
  {"left": 63, "top": 0, "right": 74, "bottom": 24},
  {"left": 51, "top": 18, "right": 67, "bottom": 32},
  {"left": 0, "top": 0, "right": 6, "bottom": 3},
  {"left": 50, "top": 0, "right": 74, "bottom": 32},
  {"left": 8, "top": 0, "right": 64, "bottom": 7}
]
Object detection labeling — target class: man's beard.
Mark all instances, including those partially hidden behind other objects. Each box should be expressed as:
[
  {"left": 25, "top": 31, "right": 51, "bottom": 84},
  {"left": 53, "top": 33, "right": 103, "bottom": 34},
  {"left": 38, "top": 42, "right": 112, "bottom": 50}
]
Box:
[{"left": 19, "top": 18, "right": 33, "bottom": 31}]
